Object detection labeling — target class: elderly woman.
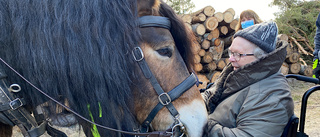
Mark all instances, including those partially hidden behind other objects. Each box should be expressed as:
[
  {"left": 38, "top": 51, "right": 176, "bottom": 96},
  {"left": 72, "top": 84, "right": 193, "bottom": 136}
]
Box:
[{"left": 203, "top": 21, "right": 294, "bottom": 137}]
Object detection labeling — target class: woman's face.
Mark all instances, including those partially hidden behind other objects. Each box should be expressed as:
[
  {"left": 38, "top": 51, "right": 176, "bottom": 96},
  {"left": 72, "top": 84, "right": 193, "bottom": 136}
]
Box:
[{"left": 241, "top": 17, "right": 255, "bottom": 23}]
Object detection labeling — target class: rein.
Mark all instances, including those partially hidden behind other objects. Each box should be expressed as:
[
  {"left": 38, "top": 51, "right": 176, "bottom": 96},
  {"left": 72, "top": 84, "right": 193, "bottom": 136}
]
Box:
[{"left": 0, "top": 15, "right": 199, "bottom": 137}]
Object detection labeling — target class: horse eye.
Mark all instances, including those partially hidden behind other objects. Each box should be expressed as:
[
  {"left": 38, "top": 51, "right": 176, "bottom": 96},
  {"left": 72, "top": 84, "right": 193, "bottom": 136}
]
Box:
[{"left": 156, "top": 48, "right": 172, "bottom": 57}]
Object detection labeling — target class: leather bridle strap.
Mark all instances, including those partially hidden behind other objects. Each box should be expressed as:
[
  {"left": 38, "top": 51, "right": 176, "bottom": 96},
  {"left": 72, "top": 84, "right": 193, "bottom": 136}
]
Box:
[
  {"left": 141, "top": 73, "right": 198, "bottom": 132},
  {"left": 132, "top": 46, "right": 179, "bottom": 124}
]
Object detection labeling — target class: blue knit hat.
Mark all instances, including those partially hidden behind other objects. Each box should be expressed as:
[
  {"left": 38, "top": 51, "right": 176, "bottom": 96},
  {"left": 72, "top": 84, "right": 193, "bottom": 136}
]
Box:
[{"left": 234, "top": 21, "right": 278, "bottom": 53}]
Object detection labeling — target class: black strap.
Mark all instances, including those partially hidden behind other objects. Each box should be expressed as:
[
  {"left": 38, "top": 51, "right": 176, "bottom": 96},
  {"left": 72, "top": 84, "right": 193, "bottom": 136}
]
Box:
[
  {"left": 139, "top": 16, "right": 171, "bottom": 30},
  {"left": 46, "top": 123, "right": 68, "bottom": 137},
  {"left": 0, "top": 98, "right": 26, "bottom": 111},
  {"left": 141, "top": 73, "right": 198, "bottom": 131}
]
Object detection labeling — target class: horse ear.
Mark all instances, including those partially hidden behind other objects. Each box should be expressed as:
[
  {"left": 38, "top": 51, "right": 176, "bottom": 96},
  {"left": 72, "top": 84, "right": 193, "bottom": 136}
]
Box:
[{"left": 137, "top": 0, "right": 161, "bottom": 16}]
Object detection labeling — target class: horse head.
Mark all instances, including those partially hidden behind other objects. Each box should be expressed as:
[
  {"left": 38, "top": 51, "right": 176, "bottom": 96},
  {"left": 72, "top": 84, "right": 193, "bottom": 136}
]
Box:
[{"left": 133, "top": 0, "right": 208, "bottom": 136}]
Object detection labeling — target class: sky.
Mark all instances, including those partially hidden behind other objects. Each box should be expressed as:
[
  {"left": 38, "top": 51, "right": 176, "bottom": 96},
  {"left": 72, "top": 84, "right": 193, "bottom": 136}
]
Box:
[{"left": 191, "top": 0, "right": 281, "bottom": 21}]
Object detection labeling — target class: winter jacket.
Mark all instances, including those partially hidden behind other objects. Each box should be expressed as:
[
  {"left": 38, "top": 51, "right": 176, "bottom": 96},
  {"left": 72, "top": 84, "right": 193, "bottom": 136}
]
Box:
[
  {"left": 313, "top": 13, "right": 320, "bottom": 58},
  {"left": 203, "top": 41, "right": 294, "bottom": 137}
]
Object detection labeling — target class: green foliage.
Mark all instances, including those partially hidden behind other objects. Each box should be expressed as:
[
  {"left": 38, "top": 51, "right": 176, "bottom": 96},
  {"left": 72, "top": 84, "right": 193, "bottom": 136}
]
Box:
[
  {"left": 271, "top": 0, "right": 320, "bottom": 64},
  {"left": 163, "top": 0, "right": 195, "bottom": 14}
]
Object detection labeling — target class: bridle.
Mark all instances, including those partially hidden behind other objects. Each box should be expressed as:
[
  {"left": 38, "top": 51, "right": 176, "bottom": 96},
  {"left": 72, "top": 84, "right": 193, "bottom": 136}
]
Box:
[
  {"left": 134, "top": 15, "right": 200, "bottom": 136},
  {"left": 0, "top": 15, "right": 200, "bottom": 137}
]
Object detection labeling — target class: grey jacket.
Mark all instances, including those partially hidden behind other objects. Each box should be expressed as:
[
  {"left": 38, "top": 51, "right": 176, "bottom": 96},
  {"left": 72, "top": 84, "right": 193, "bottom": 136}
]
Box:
[
  {"left": 314, "top": 13, "right": 320, "bottom": 58},
  {"left": 203, "top": 41, "right": 294, "bottom": 137}
]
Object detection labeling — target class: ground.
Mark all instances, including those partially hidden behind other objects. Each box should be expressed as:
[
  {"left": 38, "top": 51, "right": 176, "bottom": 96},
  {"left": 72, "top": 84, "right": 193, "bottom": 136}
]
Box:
[
  {"left": 288, "top": 78, "right": 320, "bottom": 137},
  {"left": 11, "top": 78, "right": 320, "bottom": 137}
]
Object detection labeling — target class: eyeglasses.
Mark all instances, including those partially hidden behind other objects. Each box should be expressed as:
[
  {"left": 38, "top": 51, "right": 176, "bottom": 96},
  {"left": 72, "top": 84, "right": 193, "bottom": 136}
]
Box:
[{"left": 228, "top": 50, "right": 254, "bottom": 61}]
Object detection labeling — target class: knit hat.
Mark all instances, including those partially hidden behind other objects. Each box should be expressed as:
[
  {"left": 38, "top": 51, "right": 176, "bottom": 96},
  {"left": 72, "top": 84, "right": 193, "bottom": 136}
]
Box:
[{"left": 234, "top": 21, "right": 278, "bottom": 53}]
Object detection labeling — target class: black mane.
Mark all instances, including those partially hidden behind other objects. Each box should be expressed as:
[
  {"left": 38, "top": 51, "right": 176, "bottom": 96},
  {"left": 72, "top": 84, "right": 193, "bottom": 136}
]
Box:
[
  {"left": 0, "top": 0, "right": 195, "bottom": 136},
  {"left": 0, "top": 0, "right": 139, "bottom": 135}
]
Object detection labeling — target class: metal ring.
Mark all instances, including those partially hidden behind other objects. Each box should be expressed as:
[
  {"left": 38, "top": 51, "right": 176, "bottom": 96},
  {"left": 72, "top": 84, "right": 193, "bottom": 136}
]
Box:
[{"left": 9, "top": 84, "right": 21, "bottom": 92}]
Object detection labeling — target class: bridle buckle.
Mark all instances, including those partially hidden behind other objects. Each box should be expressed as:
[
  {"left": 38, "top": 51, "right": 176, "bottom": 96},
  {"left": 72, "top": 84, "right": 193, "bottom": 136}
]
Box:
[
  {"left": 132, "top": 47, "right": 144, "bottom": 62},
  {"left": 9, "top": 98, "right": 23, "bottom": 110},
  {"left": 158, "top": 93, "right": 171, "bottom": 106}
]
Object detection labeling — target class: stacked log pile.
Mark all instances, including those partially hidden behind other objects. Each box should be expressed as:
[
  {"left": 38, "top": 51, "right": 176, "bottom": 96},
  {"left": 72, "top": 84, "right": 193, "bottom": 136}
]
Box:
[
  {"left": 279, "top": 34, "right": 313, "bottom": 77},
  {"left": 181, "top": 6, "right": 314, "bottom": 89},
  {"left": 181, "top": 6, "right": 237, "bottom": 89}
]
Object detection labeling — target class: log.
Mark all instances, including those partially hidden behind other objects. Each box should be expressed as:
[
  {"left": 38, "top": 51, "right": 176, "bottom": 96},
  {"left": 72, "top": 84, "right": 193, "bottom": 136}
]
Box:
[
  {"left": 215, "top": 59, "right": 226, "bottom": 70},
  {"left": 203, "top": 33, "right": 213, "bottom": 41},
  {"left": 221, "top": 58, "right": 230, "bottom": 64},
  {"left": 181, "top": 14, "right": 192, "bottom": 24},
  {"left": 206, "top": 70, "right": 221, "bottom": 83},
  {"left": 202, "top": 61, "right": 217, "bottom": 73},
  {"left": 210, "top": 28, "right": 220, "bottom": 39},
  {"left": 225, "top": 8, "right": 235, "bottom": 16},
  {"left": 208, "top": 41, "right": 224, "bottom": 61},
  {"left": 194, "top": 54, "right": 201, "bottom": 64},
  {"left": 219, "top": 26, "right": 228, "bottom": 36},
  {"left": 299, "top": 65, "right": 313, "bottom": 77},
  {"left": 191, "top": 42, "right": 201, "bottom": 54},
  {"left": 213, "top": 12, "right": 224, "bottom": 22},
  {"left": 201, "top": 39, "right": 211, "bottom": 50},
  {"left": 194, "top": 63, "right": 203, "bottom": 72},
  {"left": 198, "top": 49, "right": 206, "bottom": 57},
  {"left": 289, "top": 63, "right": 301, "bottom": 74},
  {"left": 204, "top": 16, "right": 219, "bottom": 32},
  {"left": 201, "top": 52, "right": 213, "bottom": 63},
  {"left": 192, "top": 13, "right": 206, "bottom": 24},
  {"left": 281, "top": 62, "right": 289, "bottom": 75},
  {"left": 229, "top": 19, "right": 238, "bottom": 31},
  {"left": 192, "top": 23, "right": 206, "bottom": 36},
  {"left": 196, "top": 36, "right": 203, "bottom": 43},
  {"left": 211, "top": 38, "right": 221, "bottom": 46},
  {"left": 286, "top": 42, "right": 293, "bottom": 58},
  {"left": 191, "top": 6, "right": 215, "bottom": 17},
  {"left": 197, "top": 74, "right": 209, "bottom": 89},
  {"left": 222, "top": 11, "right": 234, "bottom": 24},
  {"left": 202, "top": 6, "right": 215, "bottom": 17},
  {"left": 285, "top": 52, "right": 300, "bottom": 63}
]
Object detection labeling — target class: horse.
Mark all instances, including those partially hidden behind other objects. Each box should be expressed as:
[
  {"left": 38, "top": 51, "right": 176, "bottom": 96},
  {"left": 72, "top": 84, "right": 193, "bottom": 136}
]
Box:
[{"left": 0, "top": 0, "right": 208, "bottom": 137}]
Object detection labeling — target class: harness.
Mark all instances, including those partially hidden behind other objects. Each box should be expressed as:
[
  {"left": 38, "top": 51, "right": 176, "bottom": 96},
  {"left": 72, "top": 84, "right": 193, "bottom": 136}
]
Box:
[
  {"left": 0, "top": 68, "right": 67, "bottom": 137},
  {"left": 0, "top": 15, "right": 199, "bottom": 137}
]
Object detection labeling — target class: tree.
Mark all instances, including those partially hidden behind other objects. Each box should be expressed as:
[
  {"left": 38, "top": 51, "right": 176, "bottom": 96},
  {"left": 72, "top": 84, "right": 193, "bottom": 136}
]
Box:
[
  {"left": 163, "top": 0, "right": 195, "bottom": 14},
  {"left": 271, "top": 0, "right": 320, "bottom": 64}
]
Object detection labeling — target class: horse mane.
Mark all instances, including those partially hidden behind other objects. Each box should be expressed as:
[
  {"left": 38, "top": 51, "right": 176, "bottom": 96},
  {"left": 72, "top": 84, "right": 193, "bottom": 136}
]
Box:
[
  {"left": 0, "top": 0, "right": 140, "bottom": 135},
  {"left": 159, "top": 2, "right": 196, "bottom": 71}
]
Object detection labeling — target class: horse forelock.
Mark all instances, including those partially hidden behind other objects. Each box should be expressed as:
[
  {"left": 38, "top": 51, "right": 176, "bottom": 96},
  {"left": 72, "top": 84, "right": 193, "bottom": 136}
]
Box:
[{"left": 0, "top": 0, "right": 142, "bottom": 135}]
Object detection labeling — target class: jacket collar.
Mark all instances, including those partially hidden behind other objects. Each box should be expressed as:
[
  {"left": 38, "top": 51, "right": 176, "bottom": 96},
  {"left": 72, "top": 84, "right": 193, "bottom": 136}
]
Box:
[{"left": 220, "top": 40, "right": 288, "bottom": 101}]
